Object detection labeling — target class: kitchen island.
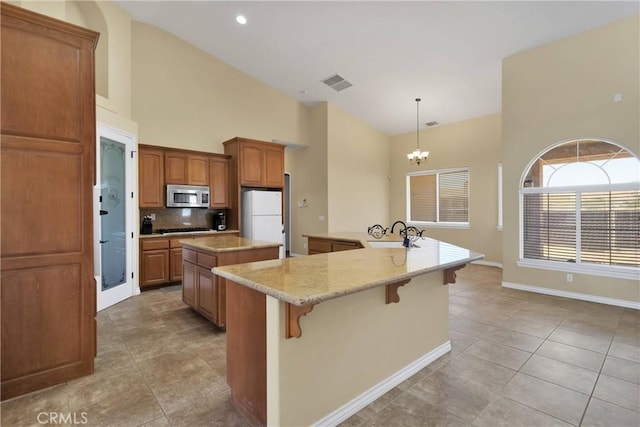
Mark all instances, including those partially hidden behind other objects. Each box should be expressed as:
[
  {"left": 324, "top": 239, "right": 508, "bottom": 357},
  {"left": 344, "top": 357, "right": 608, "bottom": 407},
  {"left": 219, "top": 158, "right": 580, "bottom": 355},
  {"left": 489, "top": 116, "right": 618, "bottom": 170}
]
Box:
[
  {"left": 180, "top": 236, "right": 281, "bottom": 328},
  {"left": 213, "top": 233, "right": 483, "bottom": 426}
]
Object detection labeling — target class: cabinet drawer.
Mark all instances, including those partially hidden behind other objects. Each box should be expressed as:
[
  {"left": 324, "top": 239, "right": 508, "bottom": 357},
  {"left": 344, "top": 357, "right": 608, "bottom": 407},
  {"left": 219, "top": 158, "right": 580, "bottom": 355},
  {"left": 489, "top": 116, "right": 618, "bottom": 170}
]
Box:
[
  {"left": 308, "top": 239, "right": 332, "bottom": 254},
  {"left": 197, "top": 253, "right": 217, "bottom": 269},
  {"left": 183, "top": 248, "right": 197, "bottom": 263},
  {"left": 142, "top": 239, "right": 169, "bottom": 251},
  {"left": 170, "top": 239, "right": 183, "bottom": 248},
  {"left": 332, "top": 241, "right": 362, "bottom": 252}
]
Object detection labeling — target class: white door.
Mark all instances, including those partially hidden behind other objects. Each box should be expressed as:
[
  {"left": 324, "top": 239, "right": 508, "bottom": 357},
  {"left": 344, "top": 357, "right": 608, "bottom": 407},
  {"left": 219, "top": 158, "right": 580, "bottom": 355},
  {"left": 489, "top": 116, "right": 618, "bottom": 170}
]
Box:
[{"left": 95, "top": 124, "right": 136, "bottom": 311}]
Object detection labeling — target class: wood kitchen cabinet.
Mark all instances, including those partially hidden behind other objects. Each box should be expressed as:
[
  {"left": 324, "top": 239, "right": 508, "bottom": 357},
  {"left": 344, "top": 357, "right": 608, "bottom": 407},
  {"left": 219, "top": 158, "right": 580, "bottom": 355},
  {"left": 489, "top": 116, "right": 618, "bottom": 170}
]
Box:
[
  {"left": 307, "top": 237, "right": 363, "bottom": 255},
  {"left": 181, "top": 238, "right": 280, "bottom": 328},
  {"left": 209, "top": 156, "right": 229, "bottom": 208},
  {"left": 165, "top": 151, "right": 209, "bottom": 186},
  {"left": 139, "top": 231, "right": 239, "bottom": 289},
  {"left": 182, "top": 247, "right": 220, "bottom": 324},
  {"left": 225, "top": 137, "right": 285, "bottom": 188},
  {"left": 224, "top": 137, "right": 285, "bottom": 230},
  {"left": 138, "top": 146, "right": 165, "bottom": 208},
  {"left": 1, "top": 3, "right": 98, "bottom": 400},
  {"left": 140, "top": 239, "right": 170, "bottom": 287}
]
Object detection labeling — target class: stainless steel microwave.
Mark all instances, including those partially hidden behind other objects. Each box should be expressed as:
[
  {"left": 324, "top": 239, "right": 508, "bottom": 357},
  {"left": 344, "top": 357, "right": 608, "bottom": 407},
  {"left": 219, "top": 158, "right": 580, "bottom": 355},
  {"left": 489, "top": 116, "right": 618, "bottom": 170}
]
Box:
[{"left": 166, "top": 185, "right": 209, "bottom": 208}]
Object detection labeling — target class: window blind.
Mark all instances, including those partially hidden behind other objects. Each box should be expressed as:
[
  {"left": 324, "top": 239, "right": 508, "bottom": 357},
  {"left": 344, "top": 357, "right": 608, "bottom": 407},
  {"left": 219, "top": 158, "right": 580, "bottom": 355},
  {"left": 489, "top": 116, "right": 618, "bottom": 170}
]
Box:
[
  {"left": 523, "top": 193, "right": 576, "bottom": 262},
  {"left": 409, "top": 170, "right": 469, "bottom": 223},
  {"left": 439, "top": 171, "right": 469, "bottom": 223},
  {"left": 409, "top": 174, "right": 436, "bottom": 221},
  {"left": 523, "top": 190, "right": 639, "bottom": 267}
]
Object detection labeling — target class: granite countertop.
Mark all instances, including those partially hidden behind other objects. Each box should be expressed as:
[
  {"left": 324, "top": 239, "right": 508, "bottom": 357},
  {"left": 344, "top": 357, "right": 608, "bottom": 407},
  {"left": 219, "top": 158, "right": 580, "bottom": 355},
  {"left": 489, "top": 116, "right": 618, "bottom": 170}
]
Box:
[
  {"left": 139, "top": 229, "right": 239, "bottom": 239},
  {"left": 213, "top": 234, "right": 484, "bottom": 306},
  {"left": 180, "top": 236, "right": 282, "bottom": 253}
]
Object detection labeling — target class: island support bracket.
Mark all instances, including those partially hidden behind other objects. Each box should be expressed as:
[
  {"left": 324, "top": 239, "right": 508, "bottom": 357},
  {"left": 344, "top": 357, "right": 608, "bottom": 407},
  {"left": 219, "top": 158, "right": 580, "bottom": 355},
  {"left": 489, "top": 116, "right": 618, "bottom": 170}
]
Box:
[
  {"left": 444, "top": 264, "right": 467, "bottom": 285},
  {"left": 285, "top": 303, "right": 315, "bottom": 339},
  {"left": 385, "top": 279, "right": 411, "bottom": 304}
]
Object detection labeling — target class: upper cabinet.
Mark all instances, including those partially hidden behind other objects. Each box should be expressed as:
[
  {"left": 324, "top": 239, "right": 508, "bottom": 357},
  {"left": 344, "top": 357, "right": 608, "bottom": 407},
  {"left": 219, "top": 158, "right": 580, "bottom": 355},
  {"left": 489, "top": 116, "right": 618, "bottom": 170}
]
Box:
[
  {"left": 138, "top": 144, "right": 229, "bottom": 208},
  {"left": 165, "top": 151, "right": 209, "bottom": 186},
  {"left": 139, "top": 146, "right": 165, "bottom": 208},
  {"left": 209, "top": 157, "right": 229, "bottom": 208},
  {"left": 225, "top": 137, "right": 285, "bottom": 188}
]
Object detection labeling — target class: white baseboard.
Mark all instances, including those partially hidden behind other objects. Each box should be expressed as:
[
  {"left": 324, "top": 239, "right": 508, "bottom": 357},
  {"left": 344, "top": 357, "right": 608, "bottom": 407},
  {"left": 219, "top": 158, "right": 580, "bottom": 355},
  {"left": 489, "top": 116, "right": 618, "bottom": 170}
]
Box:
[
  {"left": 290, "top": 252, "right": 306, "bottom": 257},
  {"left": 472, "top": 260, "right": 503, "bottom": 269},
  {"left": 502, "top": 281, "right": 640, "bottom": 310},
  {"left": 312, "top": 341, "right": 452, "bottom": 427}
]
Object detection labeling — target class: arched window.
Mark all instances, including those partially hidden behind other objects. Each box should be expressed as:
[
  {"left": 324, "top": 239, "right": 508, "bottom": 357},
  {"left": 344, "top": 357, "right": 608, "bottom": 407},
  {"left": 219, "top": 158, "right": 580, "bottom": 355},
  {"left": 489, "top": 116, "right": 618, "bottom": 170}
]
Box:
[{"left": 519, "top": 140, "right": 639, "bottom": 279}]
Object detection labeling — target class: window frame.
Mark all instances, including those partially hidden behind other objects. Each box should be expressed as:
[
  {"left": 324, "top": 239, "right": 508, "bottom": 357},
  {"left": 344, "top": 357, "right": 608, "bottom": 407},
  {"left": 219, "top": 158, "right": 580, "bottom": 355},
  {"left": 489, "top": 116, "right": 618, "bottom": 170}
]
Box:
[
  {"left": 406, "top": 167, "right": 470, "bottom": 229},
  {"left": 518, "top": 139, "right": 639, "bottom": 280}
]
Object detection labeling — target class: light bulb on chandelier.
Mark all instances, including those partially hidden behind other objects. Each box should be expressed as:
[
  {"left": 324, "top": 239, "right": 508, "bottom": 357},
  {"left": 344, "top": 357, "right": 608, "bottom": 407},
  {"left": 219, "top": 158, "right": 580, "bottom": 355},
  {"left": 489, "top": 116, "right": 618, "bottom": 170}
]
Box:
[{"left": 407, "top": 98, "right": 429, "bottom": 165}]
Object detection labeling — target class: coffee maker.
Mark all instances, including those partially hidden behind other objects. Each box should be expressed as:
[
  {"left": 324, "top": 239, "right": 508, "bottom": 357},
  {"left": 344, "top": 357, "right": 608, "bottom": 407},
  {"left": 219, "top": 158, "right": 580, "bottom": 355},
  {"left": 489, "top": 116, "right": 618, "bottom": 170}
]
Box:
[{"left": 214, "top": 211, "right": 227, "bottom": 231}]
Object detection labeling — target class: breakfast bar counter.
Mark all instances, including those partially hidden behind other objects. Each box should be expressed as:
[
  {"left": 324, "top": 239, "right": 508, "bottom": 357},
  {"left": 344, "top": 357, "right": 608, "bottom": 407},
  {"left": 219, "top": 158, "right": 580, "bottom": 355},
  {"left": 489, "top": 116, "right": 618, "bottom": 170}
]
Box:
[{"left": 213, "top": 235, "right": 483, "bottom": 427}]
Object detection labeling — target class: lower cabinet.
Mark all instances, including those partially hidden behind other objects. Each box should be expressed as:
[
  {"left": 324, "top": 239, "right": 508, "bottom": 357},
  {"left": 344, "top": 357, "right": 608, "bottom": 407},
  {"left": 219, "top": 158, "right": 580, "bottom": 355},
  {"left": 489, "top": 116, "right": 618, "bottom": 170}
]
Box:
[
  {"left": 140, "top": 239, "right": 170, "bottom": 286},
  {"left": 307, "top": 237, "right": 363, "bottom": 254},
  {"left": 182, "top": 248, "right": 221, "bottom": 325},
  {"left": 181, "top": 244, "right": 280, "bottom": 328},
  {"left": 139, "top": 232, "right": 238, "bottom": 289},
  {"left": 182, "top": 260, "right": 197, "bottom": 307}
]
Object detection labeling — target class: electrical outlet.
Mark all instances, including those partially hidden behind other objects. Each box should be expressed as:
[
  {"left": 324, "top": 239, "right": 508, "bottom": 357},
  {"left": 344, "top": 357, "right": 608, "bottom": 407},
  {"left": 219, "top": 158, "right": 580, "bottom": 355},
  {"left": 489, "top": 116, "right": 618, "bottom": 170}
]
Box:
[
  {"left": 303, "top": 243, "right": 307, "bottom": 249},
  {"left": 566, "top": 273, "right": 573, "bottom": 282},
  {"left": 149, "top": 213, "right": 156, "bottom": 220},
  {"left": 318, "top": 215, "right": 326, "bottom": 221}
]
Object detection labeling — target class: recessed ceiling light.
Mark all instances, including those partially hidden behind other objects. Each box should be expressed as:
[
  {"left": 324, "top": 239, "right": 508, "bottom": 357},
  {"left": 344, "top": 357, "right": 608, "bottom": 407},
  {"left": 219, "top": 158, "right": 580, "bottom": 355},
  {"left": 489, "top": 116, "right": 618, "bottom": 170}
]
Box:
[{"left": 236, "top": 15, "right": 247, "bottom": 25}]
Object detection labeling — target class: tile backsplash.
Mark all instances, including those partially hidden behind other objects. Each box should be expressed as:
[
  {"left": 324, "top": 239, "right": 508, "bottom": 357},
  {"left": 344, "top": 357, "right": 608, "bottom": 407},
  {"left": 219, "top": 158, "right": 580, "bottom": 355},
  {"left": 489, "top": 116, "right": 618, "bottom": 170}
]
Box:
[{"left": 140, "top": 208, "right": 225, "bottom": 231}]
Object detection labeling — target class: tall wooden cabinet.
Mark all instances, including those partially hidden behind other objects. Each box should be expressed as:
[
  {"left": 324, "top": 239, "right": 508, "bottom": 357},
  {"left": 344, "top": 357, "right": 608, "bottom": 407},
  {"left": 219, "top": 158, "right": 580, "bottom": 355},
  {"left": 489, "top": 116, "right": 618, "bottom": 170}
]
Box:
[
  {"left": 224, "top": 137, "right": 285, "bottom": 230},
  {"left": 0, "top": 3, "right": 99, "bottom": 400}
]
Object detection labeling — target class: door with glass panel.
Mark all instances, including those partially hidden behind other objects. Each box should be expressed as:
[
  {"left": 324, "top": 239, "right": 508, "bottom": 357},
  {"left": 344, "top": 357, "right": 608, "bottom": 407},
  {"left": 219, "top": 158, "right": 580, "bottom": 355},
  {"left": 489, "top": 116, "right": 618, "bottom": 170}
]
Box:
[{"left": 96, "top": 124, "right": 135, "bottom": 311}]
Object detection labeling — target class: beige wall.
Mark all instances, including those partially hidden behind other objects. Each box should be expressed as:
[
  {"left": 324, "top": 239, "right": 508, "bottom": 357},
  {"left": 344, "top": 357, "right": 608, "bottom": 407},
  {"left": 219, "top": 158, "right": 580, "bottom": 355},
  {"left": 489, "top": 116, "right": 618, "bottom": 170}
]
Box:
[
  {"left": 267, "top": 271, "right": 448, "bottom": 426},
  {"left": 327, "top": 104, "right": 390, "bottom": 233},
  {"left": 389, "top": 114, "right": 502, "bottom": 264},
  {"left": 502, "top": 15, "right": 640, "bottom": 303},
  {"left": 288, "top": 104, "right": 329, "bottom": 255},
  {"left": 130, "top": 22, "right": 309, "bottom": 154}
]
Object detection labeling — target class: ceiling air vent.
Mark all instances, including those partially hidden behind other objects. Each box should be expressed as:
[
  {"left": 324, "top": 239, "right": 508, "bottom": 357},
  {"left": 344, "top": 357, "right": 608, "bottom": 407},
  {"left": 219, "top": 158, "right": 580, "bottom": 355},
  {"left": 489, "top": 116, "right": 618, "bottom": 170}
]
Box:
[
  {"left": 322, "top": 74, "right": 353, "bottom": 92},
  {"left": 426, "top": 121, "right": 439, "bottom": 127}
]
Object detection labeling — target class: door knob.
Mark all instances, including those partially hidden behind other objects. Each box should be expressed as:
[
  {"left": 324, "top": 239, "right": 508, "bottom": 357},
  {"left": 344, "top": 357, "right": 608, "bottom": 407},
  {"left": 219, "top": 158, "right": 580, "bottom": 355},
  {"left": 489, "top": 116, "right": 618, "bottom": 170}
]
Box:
[
  {"left": 100, "top": 210, "right": 109, "bottom": 215},
  {"left": 99, "top": 240, "right": 109, "bottom": 244}
]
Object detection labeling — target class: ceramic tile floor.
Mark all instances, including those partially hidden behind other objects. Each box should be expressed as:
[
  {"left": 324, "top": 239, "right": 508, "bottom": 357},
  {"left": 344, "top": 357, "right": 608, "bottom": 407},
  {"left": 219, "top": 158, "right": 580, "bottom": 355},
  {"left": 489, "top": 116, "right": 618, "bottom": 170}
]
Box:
[{"left": 1, "top": 265, "right": 638, "bottom": 426}]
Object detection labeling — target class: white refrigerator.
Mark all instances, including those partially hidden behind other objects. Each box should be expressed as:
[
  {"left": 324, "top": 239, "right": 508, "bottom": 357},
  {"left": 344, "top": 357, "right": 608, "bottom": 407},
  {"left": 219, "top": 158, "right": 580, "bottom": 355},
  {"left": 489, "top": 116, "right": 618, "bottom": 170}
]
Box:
[{"left": 242, "top": 190, "right": 285, "bottom": 259}]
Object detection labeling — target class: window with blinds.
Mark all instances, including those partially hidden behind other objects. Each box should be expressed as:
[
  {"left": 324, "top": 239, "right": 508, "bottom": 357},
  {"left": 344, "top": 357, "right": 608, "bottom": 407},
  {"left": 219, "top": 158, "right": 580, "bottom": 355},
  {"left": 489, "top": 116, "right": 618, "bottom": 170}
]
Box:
[
  {"left": 520, "top": 139, "right": 640, "bottom": 277},
  {"left": 407, "top": 169, "right": 469, "bottom": 225},
  {"left": 522, "top": 189, "right": 639, "bottom": 267}
]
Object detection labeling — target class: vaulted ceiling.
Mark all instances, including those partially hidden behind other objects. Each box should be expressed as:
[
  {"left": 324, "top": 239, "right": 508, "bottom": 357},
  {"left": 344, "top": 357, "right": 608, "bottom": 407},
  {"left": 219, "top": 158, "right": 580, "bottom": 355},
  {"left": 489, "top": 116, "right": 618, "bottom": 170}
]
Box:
[{"left": 117, "top": 1, "right": 639, "bottom": 135}]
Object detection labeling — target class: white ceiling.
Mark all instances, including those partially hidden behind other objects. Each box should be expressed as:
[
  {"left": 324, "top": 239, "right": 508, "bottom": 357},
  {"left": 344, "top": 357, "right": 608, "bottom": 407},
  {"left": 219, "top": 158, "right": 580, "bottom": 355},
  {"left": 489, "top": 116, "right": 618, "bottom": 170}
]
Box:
[{"left": 117, "top": 1, "right": 639, "bottom": 136}]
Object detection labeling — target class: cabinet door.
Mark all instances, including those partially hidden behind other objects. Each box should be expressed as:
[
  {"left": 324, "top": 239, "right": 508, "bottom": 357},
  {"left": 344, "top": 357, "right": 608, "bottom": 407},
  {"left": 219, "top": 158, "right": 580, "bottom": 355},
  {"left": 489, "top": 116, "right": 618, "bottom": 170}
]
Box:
[
  {"left": 139, "top": 148, "right": 164, "bottom": 207},
  {"left": 196, "top": 266, "right": 217, "bottom": 323},
  {"left": 141, "top": 249, "right": 169, "bottom": 287},
  {"left": 264, "top": 146, "right": 284, "bottom": 188},
  {"left": 239, "top": 143, "right": 264, "bottom": 186},
  {"left": 308, "top": 238, "right": 332, "bottom": 254},
  {"left": 182, "top": 261, "right": 197, "bottom": 308},
  {"left": 332, "top": 241, "right": 363, "bottom": 252},
  {"left": 170, "top": 247, "right": 182, "bottom": 282},
  {"left": 187, "top": 155, "right": 209, "bottom": 185},
  {"left": 164, "top": 152, "right": 188, "bottom": 184},
  {"left": 210, "top": 157, "right": 229, "bottom": 208}
]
